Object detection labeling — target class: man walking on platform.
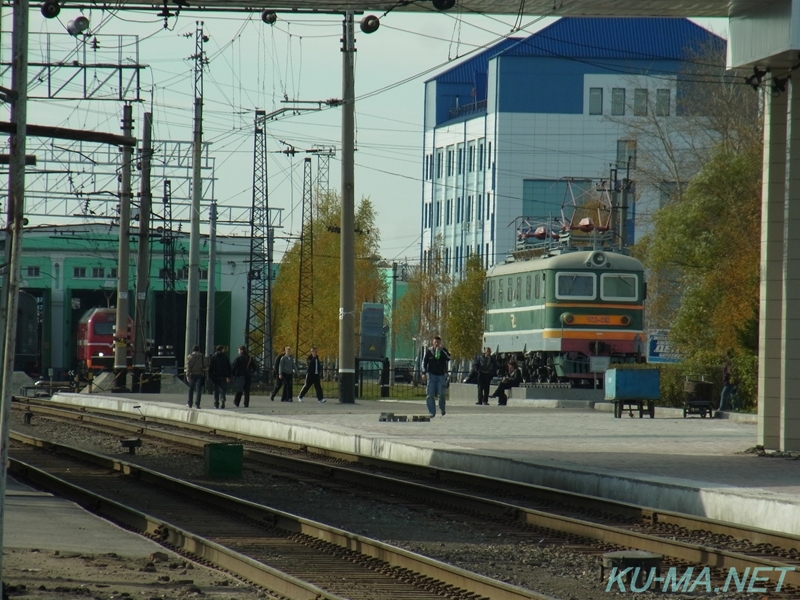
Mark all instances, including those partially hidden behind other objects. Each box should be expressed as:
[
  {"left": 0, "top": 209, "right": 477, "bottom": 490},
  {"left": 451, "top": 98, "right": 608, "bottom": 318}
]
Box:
[
  {"left": 270, "top": 348, "right": 287, "bottom": 401},
  {"left": 231, "top": 345, "right": 257, "bottom": 408},
  {"left": 279, "top": 346, "right": 298, "bottom": 402},
  {"left": 298, "top": 346, "right": 326, "bottom": 403},
  {"left": 208, "top": 345, "right": 231, "bottom": 409},
  {"left": 185, "top": 345, "right": 206, "bottom": 409},
  {"left": 422, "top": 335, "right": 450, "bottom": 418}
]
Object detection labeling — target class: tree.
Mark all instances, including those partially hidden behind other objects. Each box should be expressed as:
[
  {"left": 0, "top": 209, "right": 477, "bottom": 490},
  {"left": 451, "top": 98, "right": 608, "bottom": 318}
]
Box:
[
  {"left": 271, "top": 191, "right": 386, "bottom": 360},
  {"left": 445, "top": 254, "right": 485, "bottom": 360},
  {"left": 394, "top": 236, "right": 451, "bottom": 355},
  {"left": 644, "top": 146, "right": 762, "bottom": 362}
]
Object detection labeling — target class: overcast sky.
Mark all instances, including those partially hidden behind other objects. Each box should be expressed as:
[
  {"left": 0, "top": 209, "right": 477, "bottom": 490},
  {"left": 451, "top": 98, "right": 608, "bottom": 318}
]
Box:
[{"left": 1, "top": 9, "right": 728, "bottom": 264}]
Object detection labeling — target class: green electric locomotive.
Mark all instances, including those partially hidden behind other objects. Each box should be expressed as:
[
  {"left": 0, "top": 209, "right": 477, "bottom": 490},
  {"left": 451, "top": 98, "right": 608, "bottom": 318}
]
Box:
[{"left": 483, "top": 219, "right": 645, "bottom": 385}]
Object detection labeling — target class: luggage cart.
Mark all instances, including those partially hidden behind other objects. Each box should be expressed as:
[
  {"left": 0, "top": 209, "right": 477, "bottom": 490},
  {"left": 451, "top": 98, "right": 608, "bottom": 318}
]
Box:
[
  {"left": 683, "top": 376, "right": 715, "bottom": 418},
  {"left": 605, "top": 369, "right": 660, "bottom": 419}
]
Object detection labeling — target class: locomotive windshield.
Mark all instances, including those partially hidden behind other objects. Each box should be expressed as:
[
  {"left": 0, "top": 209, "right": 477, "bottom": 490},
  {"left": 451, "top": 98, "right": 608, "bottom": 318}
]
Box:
[
  {"left": 555, "top": 272, "right": 595, "bottom": 299},
  {"left": 600, "top": 273, "right": 638, "bottom": 300},
  {"left": 94, "top": 322, "right": 115, "bottom": 336}
]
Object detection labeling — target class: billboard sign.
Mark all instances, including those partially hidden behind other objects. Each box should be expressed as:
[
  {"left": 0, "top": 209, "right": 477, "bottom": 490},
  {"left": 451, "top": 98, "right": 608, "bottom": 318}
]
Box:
[{"left": 647, "top": 330, "right": 682, "bottom": 364}]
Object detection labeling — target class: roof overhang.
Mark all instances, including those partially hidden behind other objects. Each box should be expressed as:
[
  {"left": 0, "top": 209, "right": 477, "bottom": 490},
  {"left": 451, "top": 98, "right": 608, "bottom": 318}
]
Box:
[{"left": 40, "top": 0, "right": 777, "bottom": 17}]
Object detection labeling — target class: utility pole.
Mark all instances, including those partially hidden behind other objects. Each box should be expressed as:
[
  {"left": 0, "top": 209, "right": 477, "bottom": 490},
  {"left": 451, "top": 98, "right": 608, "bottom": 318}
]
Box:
[
  {"left": 339, "top": 11, "right": 356, "bottom": 403},
  {"left": 296, "top": 157, "right": 314, "bottom": 357},
  {"left": 390, "top": 262, "right": 397, "bottom": 373},
  {"left": 113, "top": 103, "right": 133, "bottom": 391},
  {"left": 185, "top": 21, "right": 206, "bottom": 361},
  {"left": 205, "top": 201, "right": 216, "bottom": 356},
  {"left": 134, "top": 111, "right": 152, "bottom": 390},
  {"left": 0, "top": 0, "right": 29, "bottom": 593}
]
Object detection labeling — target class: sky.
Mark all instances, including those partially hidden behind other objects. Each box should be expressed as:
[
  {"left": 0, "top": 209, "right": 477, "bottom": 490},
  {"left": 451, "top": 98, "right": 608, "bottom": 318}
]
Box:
[{"left": 0, "top": 8, "right": 728, "bottom": 265}]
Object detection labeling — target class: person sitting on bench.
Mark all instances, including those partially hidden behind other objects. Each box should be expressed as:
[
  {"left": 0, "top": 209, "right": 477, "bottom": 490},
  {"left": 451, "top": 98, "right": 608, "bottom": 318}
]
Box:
[{"left": 490, "top": 359, "right": 522, "bottom": 406}]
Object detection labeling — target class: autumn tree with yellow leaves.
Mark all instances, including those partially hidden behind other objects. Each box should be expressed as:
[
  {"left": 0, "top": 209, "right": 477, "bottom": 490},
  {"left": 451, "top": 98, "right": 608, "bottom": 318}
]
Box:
[{"left": 271, "top": 191, "right": 386, "bottom": 361}]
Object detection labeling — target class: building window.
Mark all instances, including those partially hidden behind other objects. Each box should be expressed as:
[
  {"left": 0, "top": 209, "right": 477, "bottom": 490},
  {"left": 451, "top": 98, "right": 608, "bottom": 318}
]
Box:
[
  {"left": 456, "top": 198, "right": 462, "bottom": 224},
  {"left": 436, "top": 151, "right": 443, "bottom": 179},
  {"left": 589, "top": 87, "right": 603, "bottom": 115},
  {"left": 92, "top": 267, "right": 105, "bottom": 278},
  {"left": 25, "top": 266, "right": 40, "bottom": 277},
  {"left": 486, "top": 192, "right": 492, "bottom": 220},
  {"left": 446, "top": 199, "right": 452, "bottom": 225},
  {"left": 177, "top": 267, "right": 189, "bottom": 280},
  {"left": 468, "top": 145, "right": 475, "bottom": 172},
  {"left": 200, "top": 269, "right": 208, "bottom": 280},
  {"left": 476, "top": 194, "right": 482, "bottom": 221},
  {"left": 466, "top": 195, "right": 472, "bottom": 221},
  {"left": 73, "top": 267, "right": 86, "bottom": 278},
  {"left": 457, "top": 147, "right": 463, "bottom": 175},
  {"left": 446, "top": 148, "right": 454, "bottom": 176},
  {"left": 478, "top": 141, "right": 484, "bottom": 170},
  {"left": 611, "top": 88, "right": 625, "bottom": 116},
  {"left": 634, "top": 89, "right": 648, "bottom": 116},
  {"left": 617, "top": 140, "right": 637, "bottom": 169},
  {"left": 109, "top": 268, "right": 118, "bottom": 278},
  {"left": 656, "top": 89, "right": 670, "bottom": 116},
  {"left": 435, "top": 201, "right": 441, "bottom": 226}
]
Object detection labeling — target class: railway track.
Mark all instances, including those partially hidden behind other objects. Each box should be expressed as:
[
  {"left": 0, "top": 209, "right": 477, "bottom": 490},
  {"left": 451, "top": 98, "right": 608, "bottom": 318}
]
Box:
[
  {"left": 13, "top": 398, "right": 800, "bottom": 597},
  {"left": 9, "top": 431, "right": 550, "bottom": 600}
]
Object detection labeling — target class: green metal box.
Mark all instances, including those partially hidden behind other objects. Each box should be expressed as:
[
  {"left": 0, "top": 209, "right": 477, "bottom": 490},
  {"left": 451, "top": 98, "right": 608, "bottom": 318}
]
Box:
[{"left": 204, "top": 443, "right": 243, "bottom": 478}]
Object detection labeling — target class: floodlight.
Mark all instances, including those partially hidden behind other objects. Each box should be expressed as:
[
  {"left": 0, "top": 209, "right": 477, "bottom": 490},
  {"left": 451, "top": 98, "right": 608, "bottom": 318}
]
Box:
[
  {"left": 261, "top": 10, "right": 277, "bottom": 24},
  {"left": 432, "top": 0, "right": 456, "bottom": 10}
]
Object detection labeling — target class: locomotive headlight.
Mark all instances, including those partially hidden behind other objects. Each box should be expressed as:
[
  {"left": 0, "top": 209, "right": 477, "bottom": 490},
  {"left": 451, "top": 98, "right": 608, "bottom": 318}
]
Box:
[
  {"left": 561, "top": 312, "right": 574, "bottom": 325},
  {"left": 620, "top": 315, "right": 631, "bottom": 326},
  {"left": 591, "top": 252, "right": 606, "bottom": 266}
]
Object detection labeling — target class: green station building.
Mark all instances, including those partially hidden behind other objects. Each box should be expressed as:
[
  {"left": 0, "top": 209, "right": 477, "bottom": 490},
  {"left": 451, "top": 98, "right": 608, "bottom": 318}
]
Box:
[{"left": 11, "top": 223, "right": 253, "bottom": 378}]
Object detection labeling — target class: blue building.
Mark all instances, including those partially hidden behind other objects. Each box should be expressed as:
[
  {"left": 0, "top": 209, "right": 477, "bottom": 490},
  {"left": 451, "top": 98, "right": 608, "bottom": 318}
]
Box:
[{"left": 420, "top": 17, "right": 725, "bottom": 273}]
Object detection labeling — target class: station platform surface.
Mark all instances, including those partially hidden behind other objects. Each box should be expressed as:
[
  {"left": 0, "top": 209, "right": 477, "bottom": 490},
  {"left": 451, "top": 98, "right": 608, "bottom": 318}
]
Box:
[
  {"left": 4, "top": 475, "right": 166, "bottom": 555},
  {"left": 45, "top": 389, "right": 800, "bottom": 537}
]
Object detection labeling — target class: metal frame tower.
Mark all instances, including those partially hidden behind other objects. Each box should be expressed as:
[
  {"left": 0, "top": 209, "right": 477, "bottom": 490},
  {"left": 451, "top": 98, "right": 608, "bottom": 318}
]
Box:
[
  {"left": 246, "top": 110, "right": 271, "bottom": 377},
  {"left": 295, "top": 157, "right": 314, "bottom": 357}
]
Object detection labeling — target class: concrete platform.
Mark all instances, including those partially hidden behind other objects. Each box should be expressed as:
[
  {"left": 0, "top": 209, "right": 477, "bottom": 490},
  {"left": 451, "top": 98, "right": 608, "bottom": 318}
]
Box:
[
  {"left": 4, "top": 476, "right": 168, "bottom": 556},
  {"left": 46, "top": 390, "right": 797, "bottom": 537}
]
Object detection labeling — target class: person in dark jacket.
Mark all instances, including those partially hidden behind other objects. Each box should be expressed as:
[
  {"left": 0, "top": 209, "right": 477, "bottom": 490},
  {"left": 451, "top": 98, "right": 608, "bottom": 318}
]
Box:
[
  {"left": 208, "top": 345, "right": 232, "bottom": 409},
  {"left": 269, "top": 348, "right": 287, "bottom": 401},
  {"left": 476, "top": 347, "right": 497, "bottom": 405},
  {"left": 422, "top": 335, "right": 450, "bottom": 418},
  {"left": 298, "top": 346, "right": 325, "bottom": 403},
  {"left": 278, "top": 346, "right": 298, "bottom": 402},
  {"left": 490, "top": 359, "right": 522, "bottom": 406},
  {"left": 231, "top": 345, "right": 257, "bottom": 408}
]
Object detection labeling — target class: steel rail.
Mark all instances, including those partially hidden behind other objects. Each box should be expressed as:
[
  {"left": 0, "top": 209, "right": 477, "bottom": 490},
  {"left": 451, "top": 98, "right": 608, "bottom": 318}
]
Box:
[
  {"left": 15, "top": 397, "right": 800, "bottom": 557},
  {"left": 14, "top": 399, "right": 800, "bottom": 589},
  {"left": 9, "top": 430, "right": 554, "bottom": 600}
]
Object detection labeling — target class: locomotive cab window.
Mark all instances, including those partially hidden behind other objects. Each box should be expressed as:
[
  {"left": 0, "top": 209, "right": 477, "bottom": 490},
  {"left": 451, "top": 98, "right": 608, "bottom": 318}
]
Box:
[
  {"left": 526, "top": 275, "right": 531, "bottom": 300},
  {"left": 555, "top": 272, "right": 595, "bottom": 300},
  {"left": 515, "top": 277, "right": 521, "bottom": 302},
  {"left": 94, "top": 322, "right": 115, "bottom": 336},
  {"left": 600, "top": 273, "right": 638, "bottom": 301}
]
